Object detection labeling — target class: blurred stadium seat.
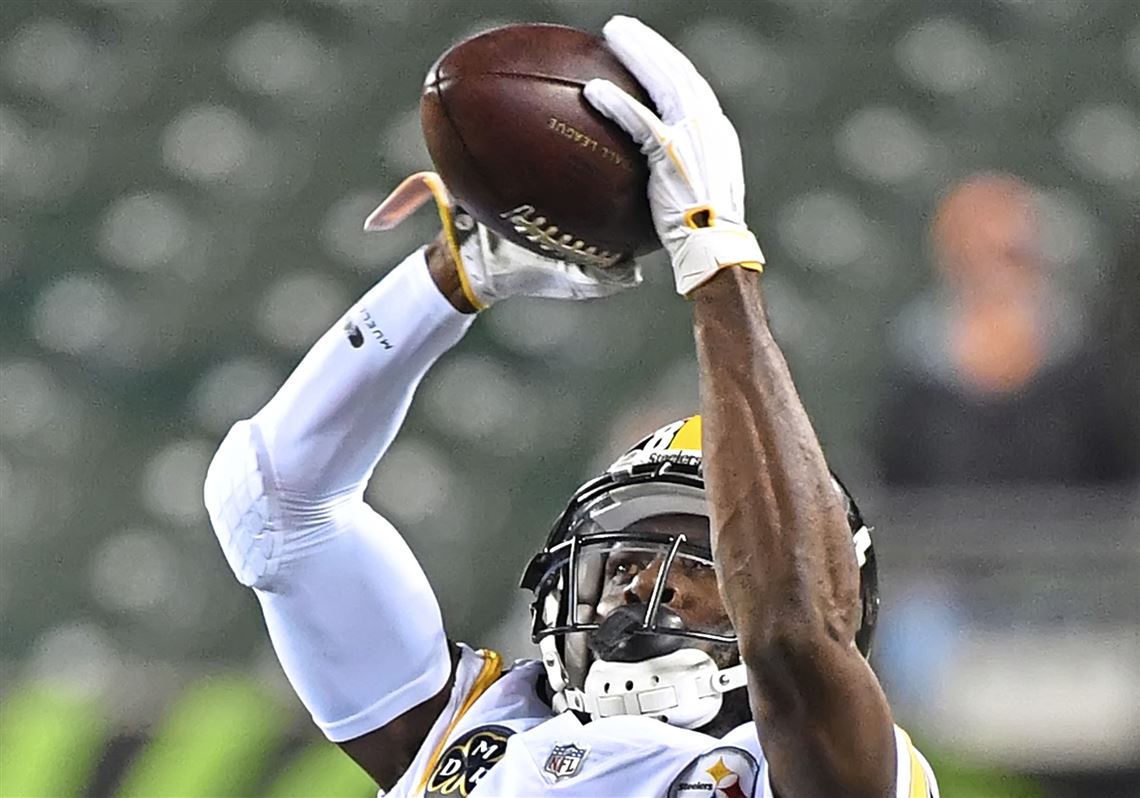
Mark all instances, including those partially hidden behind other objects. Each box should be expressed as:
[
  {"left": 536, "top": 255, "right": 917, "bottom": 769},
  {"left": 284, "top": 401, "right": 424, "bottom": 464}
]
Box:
[{"left": 1, "top": 0, "right": 1137, "bottom": 794}]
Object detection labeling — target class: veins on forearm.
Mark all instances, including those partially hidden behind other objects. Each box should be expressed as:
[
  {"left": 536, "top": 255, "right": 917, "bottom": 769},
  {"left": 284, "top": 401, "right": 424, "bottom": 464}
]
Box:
[{"left": 691, "top": 269, "right": 859, "bottom": 658}]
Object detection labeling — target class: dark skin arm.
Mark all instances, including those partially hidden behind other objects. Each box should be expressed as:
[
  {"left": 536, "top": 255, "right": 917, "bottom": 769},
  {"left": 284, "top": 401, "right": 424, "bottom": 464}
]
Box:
[
  {"left": 336, "top": 239, "right": 472, "bottom": 787},
  {"left": 426, "top": 234, "right": 478, "bottom": 314},
  {"left": 692, "top": 267, "right": 897, "bottom": 798},
  {"left": 338, "top": 643, "right": 459, "bottom": 788}
]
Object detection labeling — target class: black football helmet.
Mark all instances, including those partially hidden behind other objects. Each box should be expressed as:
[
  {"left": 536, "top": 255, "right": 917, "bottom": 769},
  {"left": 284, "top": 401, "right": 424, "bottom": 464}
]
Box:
[{"left": 520, "top": 416, "right": 879, "bottom": 729}]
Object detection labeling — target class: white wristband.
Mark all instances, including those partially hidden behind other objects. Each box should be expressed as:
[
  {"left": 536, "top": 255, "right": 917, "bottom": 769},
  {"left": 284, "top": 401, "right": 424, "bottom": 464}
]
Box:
[{"left": 674, "top": 226, "right": 765, "bottom": 296}]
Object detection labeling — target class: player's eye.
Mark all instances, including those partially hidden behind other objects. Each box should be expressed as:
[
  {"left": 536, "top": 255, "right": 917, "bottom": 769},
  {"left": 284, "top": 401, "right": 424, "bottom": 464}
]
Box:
[
  {"left": 607, "top": 554, "right": 645, "bottom": 582},
  {"left": 610, "top": 561, "right": 638, "bottom": 579}
]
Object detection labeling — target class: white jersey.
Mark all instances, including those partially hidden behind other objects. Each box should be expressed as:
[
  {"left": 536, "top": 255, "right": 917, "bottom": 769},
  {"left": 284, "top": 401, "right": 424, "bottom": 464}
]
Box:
[
  {"left": 387, "top": 645, "right": 938, "bottom": 798},
  {"left": 203, "top": 249, "right": 938, "bottom": 798}
]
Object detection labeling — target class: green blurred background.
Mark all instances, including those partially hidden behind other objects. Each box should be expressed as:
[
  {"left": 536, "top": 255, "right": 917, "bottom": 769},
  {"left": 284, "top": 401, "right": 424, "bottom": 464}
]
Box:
[{"left": 1, "top": 0, "right": 1137, "bottom": 795}]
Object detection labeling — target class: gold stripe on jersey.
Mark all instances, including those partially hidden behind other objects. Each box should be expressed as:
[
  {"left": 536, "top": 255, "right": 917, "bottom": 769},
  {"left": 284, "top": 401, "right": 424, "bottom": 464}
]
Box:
[
  {"left": 415, "top": 649, "right": 503, "bottom": 795},
  {"left": 909, "top": 745, "right": 930, "bottom": 798},
  {"left": 897, "top": 728, "right": 931, "bottom": 798}
]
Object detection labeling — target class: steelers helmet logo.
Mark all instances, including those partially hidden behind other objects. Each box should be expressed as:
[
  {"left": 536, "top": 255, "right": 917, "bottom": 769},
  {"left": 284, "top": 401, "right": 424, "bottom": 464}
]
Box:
[
  {"left": 425, "top": 725, "right": 514, "bottom": 797},
  {"left": 609, "top": 416, "right": 703, "bottom": 472}
]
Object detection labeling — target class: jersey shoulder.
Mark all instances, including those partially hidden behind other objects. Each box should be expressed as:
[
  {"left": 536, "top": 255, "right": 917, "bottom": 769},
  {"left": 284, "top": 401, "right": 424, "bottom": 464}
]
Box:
[
  {"left": 892, "top": 726, "right": 940, "bottom": 798},
  {"left": 719, "top": 722, "right": 939, "bottom": 798},
  {"left": 385, "top": 645, "right": 553, "bottom": 798},
  {"left": 386, "top": 650, "right": 938, "bottom": 798}
]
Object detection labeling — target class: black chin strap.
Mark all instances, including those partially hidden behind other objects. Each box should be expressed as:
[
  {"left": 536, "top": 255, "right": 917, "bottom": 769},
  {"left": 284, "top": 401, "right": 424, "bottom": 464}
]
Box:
[{"left": 587, "top": 603, "right": 686, "bottom": 662}]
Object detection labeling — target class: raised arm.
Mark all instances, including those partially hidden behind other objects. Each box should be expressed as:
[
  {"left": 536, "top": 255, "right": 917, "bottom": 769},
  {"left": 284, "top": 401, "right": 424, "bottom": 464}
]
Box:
[
  {"left": 204, "top": 170, "right": 641, "bottom": 787},
  {"left": 585, "top": 16, "right": 900, "bottom": 797},
  {"left": 204, "top": 240, "right": 474, "bottom": 786},
  {"left": 692, "top": 269, "right": 896, "bottom": 797}
]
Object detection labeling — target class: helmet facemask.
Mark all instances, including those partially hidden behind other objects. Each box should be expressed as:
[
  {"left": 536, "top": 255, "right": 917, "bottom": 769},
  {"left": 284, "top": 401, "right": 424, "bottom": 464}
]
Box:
[
  {"left": 521, "top": 416, "right": 880, "bottom": 732},
  {"left": 523, "top": 477, "right": 750, "bottom": 729}
]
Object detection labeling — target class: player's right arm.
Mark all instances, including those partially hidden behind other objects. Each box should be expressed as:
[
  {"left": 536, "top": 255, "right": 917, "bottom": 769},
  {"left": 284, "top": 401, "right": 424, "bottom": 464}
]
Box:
[
  {"left": 203, "top": 237, "right": 475, "bottom": 786},
  {"left": 203, "top": 175, "right": 640, "bottom": 787}
]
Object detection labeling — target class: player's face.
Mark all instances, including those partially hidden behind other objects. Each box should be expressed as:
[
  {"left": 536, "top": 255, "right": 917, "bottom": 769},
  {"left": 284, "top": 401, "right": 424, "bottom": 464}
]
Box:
[{"left": 593, "top": 514, "right": 737, "bottom": 667}]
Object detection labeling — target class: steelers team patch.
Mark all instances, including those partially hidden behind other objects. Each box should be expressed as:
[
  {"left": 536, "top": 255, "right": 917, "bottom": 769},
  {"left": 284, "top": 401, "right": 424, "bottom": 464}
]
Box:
[
  {"left": 425, "top": 724, "right": 514, "bottom": 798},
  {"left": 667, "top": 746, "right": 759, "bottom": 798}
]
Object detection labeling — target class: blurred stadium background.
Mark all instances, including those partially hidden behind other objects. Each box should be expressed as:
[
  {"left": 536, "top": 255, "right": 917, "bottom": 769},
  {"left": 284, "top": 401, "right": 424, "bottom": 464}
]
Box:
[{"left": 1, "top": 0, "right": 1137, "bottom": 796}]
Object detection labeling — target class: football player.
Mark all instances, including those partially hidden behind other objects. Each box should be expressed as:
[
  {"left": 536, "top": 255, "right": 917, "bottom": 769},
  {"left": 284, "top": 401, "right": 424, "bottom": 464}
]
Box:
[{"left": 204, "top": 16, "right": 938, "bottom": 798}]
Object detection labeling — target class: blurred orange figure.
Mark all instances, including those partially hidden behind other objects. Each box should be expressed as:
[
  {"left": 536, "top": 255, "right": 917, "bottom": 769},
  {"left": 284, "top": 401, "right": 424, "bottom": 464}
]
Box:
[
  {"left": 878, "top": 173, "right": 1137, "bottom": 485},
  {"left": 934, "top": 175, "right": 1044, "bottom": 395}
]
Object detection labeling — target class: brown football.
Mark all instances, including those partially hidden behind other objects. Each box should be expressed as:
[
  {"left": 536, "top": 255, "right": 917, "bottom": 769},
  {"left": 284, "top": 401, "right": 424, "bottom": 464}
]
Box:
[{"left": 421, "top": 23, "right": 659, "bottom": 268}]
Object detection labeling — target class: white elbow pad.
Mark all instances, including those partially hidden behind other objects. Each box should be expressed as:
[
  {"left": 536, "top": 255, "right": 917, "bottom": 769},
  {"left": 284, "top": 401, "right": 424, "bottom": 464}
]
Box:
[{"left": 204, "top": 420, "right": 280, "bottom": 588}]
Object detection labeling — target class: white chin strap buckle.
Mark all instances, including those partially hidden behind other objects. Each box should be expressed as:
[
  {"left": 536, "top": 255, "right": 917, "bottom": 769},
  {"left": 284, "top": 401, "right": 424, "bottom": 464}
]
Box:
[
  {"left": 560, "top": 649, "right": 748, "bottom": 730},
  {"left": 711, "top": 663, "right": 748, "bottom": 694}
]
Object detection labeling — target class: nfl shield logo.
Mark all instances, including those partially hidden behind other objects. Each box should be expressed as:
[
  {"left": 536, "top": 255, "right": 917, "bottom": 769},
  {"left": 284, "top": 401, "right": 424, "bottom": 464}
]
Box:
[{"left": 543, "top": 742, "right": 588, "bottom": 781}]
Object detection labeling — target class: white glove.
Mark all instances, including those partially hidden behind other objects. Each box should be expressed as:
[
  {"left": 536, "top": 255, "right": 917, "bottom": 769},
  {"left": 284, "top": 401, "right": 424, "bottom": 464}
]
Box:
[
  {"left": 364, "top": 172, "right": 642, "bottom": 310},
  {"left": 584, "top": 16, "right": 764, "bottom": 296}
]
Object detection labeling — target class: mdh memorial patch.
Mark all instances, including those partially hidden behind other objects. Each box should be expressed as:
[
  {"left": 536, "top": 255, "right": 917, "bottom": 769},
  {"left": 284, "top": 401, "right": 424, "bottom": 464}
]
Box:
[{"left": 425, "top": 724, "right": 514, "bottom": 798}]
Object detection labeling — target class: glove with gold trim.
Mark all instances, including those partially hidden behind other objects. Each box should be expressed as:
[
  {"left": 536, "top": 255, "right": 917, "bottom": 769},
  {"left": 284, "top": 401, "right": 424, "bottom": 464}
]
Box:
[
  {"left": 365, "top": 172, "right": 642, "bottom": 311},
  {"left": 583, "top": 16, "right": 765, "bottom": 296}
]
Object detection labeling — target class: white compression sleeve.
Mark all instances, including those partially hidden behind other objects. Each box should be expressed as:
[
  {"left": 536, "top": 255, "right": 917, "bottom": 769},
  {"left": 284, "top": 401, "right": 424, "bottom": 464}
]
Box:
[
  {"left": 204, "top": 248, "right": 475, "bottom": 741},
  {"left": 254, "top": 247, "right": 474, "bottom": 497}
]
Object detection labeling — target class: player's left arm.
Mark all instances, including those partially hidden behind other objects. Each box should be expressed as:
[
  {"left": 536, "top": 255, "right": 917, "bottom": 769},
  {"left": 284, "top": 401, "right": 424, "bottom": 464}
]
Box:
[
  {"left": 586, "top": 15, "right": 931, "bottom": 798},
  {"left": 692, "top": 269, "right": 898, "bottom": 798}
]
